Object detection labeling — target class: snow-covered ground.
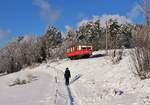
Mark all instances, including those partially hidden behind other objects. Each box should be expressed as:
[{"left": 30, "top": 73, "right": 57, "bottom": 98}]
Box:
[{"left": 0, "top": 50, "right": 150, "bottom": 105}]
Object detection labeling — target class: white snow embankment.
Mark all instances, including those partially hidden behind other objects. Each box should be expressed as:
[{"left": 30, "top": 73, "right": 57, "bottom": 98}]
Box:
[
  {"left": 0, "top": 63, "right": 69, "bottom": 105},
  {"left": 1, "top": 50, "right": 150, "bottom": 105},
  {"left": 50, "top": 50, "right": 150, "bottom": 105}
]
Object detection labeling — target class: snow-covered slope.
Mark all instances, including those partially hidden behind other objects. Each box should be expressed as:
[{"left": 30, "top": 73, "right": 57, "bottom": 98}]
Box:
[
  {"left": 0, "top": 50, "right": 150, "bottom": 105},
  {"left": 0, "top": 64, "right": 69, "bottom": 105}
]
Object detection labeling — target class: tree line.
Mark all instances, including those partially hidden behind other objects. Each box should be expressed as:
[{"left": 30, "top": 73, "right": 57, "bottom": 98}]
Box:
[{"left": 0, "top": 18, "right": 149, "bottom": 77}]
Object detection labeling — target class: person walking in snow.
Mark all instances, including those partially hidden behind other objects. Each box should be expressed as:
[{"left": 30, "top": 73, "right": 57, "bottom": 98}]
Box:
[{"left": 64, "top": 68, "right": 71, "bottom": 86}]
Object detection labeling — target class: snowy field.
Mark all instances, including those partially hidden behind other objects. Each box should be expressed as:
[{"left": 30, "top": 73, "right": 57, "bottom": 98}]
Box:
[{"left": 0, "top": 50, "right": 150, "bottom": 105}]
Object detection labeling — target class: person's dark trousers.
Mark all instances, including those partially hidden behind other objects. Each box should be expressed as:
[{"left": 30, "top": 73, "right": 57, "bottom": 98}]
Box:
[{"left": 65, "top": 78, "right": 69, "bottom": 85}]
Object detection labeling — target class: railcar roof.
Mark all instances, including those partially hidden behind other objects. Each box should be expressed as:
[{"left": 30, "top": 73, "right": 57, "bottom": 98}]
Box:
[{"left": 67, "top": 44, "right": 92, "bottom": 49}]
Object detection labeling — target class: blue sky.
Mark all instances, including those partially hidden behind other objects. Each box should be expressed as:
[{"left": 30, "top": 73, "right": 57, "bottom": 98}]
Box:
[{"left": 0, "top": 0, "right": 145, "bottom": 48}]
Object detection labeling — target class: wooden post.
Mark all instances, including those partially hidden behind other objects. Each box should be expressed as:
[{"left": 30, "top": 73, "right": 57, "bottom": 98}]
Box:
[
  {"left": 144, "top": 0, "right": 149, "bottom": 25},
  {"left": 105, "top": 21, "right": 108, "bottom": 55}
]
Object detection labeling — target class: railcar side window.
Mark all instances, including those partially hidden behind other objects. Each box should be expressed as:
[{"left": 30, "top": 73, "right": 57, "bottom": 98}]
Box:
[
  {"left": 78, "top": 46, "right": 81, "bottom": 50},
  {"left": 87, "top": 47, "right": 92, "bottom": 50},
  {"left": 81, "top": 46, "right": 92, "bottom": 50},
  {"left": 71, "top": 48, "right": 72, "bottom": 52},
  {"left": 72, "top": 47, "right": 74, "bottom": 52},
  {"left": 81, "top": 47, "right": 86, "bottom": 50},
  {"left": 67, "top": 49, "right": 70, "bottom": 53}
]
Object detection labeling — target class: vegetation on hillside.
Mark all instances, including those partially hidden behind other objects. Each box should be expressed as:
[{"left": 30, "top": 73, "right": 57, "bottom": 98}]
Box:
[{"left": 0, "top": 16, "right": 149, "bottom": 80}]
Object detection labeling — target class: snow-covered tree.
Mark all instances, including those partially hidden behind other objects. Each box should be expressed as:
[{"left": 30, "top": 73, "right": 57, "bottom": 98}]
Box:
[{"left": 42, "top": 26, "right": 62, "bottom": 58}]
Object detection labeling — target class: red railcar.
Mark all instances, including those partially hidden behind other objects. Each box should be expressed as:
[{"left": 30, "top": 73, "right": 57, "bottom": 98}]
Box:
[{"left": 66, "top": 44, "right": 93, "bottom": 59}]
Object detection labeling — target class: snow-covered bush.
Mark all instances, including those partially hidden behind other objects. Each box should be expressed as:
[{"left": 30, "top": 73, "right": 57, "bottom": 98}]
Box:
[
  {"left": 9, "top": 74, "right": 33, "bottom": 86},
  {"left": 0, "top": 36, "right": 46, "bottom": 74},
  {"left": 131, "top": 26, "right": 150, "bottom": 79},
  {"left": 110, "top": 49, "right": 123, "bottom": 64}
]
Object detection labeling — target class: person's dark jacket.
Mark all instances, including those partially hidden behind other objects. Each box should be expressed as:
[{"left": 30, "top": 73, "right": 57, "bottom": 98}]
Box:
[{"left": 64, "top": 69, "right": 71, "bottom": 79}]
